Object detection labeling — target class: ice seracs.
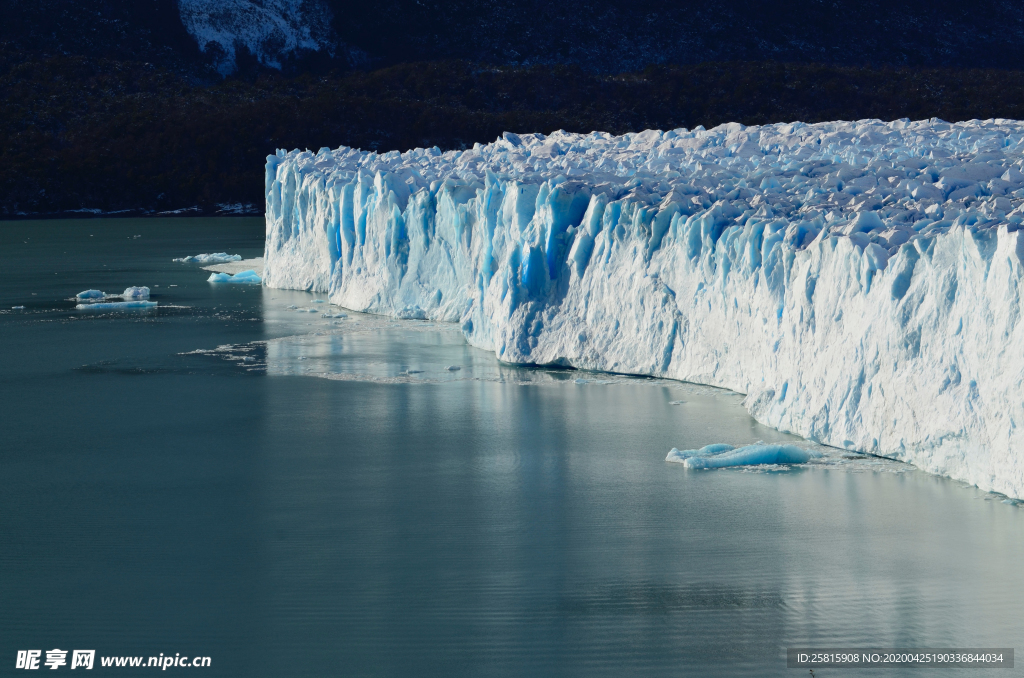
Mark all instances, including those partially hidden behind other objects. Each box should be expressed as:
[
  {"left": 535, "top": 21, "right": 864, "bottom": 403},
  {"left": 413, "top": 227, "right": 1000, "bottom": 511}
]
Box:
[{"left": 262, "top": 118, "right": 1024, "bottom": 498}]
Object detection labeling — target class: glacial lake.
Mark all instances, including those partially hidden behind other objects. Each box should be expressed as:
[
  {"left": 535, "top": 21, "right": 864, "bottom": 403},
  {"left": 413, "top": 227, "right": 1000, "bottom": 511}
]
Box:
[{"left": 1, "top": 217, "right": 1022, "bottom": 677}]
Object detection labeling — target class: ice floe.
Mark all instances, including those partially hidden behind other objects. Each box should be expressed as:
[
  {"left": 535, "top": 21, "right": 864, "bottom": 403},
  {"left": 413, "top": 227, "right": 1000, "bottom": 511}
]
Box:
[
  {"left": 174, "top": 253, "right": 242, "bottom": 264},
  {"left": 666, "top": 442, "right": 821, "bottom": 468},
  {"left": 207, "top": 269, "right": 262, "bottom": 284}
]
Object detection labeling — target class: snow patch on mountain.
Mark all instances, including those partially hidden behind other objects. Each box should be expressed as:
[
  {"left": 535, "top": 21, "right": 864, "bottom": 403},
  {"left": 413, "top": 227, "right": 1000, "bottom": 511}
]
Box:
[{"left": 177, "top": 0, "right": 334, "bottom": 74}]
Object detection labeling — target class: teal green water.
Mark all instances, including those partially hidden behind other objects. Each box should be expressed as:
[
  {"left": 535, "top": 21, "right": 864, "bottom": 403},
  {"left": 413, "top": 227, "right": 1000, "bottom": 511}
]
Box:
[{"left": 1, "top": 218, "right": 1022, "bottom": 677}]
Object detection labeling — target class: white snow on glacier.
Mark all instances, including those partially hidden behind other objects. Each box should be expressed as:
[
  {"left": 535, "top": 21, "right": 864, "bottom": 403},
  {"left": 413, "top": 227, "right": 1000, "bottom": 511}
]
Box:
[{"left": 262, "top": 118, "right": 1024, "bottom": 498}]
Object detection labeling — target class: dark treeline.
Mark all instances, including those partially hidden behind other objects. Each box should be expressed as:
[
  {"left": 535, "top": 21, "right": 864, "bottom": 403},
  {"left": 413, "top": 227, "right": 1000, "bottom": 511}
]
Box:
[{"left": 5, "top": 49, "right": 1024, "bottom": 216}]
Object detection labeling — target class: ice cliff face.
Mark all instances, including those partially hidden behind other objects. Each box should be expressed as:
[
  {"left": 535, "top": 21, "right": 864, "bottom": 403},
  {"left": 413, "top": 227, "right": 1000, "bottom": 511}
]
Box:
[{"left": 263, "top": 119, "right": 1024, "bottom": 498}]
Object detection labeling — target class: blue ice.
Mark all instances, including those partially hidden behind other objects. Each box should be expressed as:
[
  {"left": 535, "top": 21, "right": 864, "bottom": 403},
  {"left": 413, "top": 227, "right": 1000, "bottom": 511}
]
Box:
[
  {"left": 76, "top": 301, "right": 158, "bottom": 310},
  {"left": 207, "top": 270, "right": 262, "bottom": 284},
  {"left": 666, "top": 442, "right": 820, "bottom": 468}
]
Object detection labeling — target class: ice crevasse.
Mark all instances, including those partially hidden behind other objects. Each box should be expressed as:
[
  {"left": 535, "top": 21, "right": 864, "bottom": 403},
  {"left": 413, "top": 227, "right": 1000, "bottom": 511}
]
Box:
[{"left": 262, "top": 118, "right": 1024, "bottom": 498}]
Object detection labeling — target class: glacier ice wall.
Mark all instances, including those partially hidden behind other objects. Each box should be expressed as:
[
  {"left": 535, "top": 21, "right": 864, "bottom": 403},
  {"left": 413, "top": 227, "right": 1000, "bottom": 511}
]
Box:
[{"left": 263, "top": 119, "right": 1024, "bottom": 498}]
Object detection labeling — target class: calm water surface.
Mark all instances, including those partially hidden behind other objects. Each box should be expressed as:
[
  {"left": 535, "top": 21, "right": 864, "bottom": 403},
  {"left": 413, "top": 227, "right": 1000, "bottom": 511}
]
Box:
[{"left": 1, "top": 218, "right": 1022, "bottom": 677}]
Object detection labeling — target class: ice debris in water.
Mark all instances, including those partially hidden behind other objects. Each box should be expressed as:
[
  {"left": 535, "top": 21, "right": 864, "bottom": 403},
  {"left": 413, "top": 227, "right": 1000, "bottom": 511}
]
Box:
[
  {"left": 207, "top": 269, "right": 262, "bottom": 284},
  {"left": 174, "top": 253, "right": 243, "bottom": 264},
  {"left": 76, "top": 287, "right": 150, "bottom": 301},
  {"left": 262, "top": 118, "right": 1024, "bottom": 499},
  {"left": 666, "top": 443, "right": 820, "bottom": 468},
  {"left": 76, "top": 300, "right": 158, "bottom": 310},
  {"left": 121, "top": 286, "right": 150, "bottom": 299}
]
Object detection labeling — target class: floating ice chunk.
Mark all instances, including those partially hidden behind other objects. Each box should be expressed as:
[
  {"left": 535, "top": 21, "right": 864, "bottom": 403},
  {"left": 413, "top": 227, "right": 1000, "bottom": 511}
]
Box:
[
  {"left": 76, "top": 289, "right": 105, "bottom": 300},
  {"left": 76, "top": 287, "right": 150, "bottom": 302},
  {"left": 174, "top": 253, "right": 242, "bottom": 264},
  {"left": 121, "top": 286, "right": 150, "bottom": 299},
  {"left": 76, "top": 301, "right": 158, "bottom": 310},
  {"left": 667, "top": 442, "right": 819, "bottom": 468},
  {"left": 666, "top": 443, "right": 736, "bottom": 463},
  {"left": 207, "top": 269, "right": 262, "bottom": 284}
]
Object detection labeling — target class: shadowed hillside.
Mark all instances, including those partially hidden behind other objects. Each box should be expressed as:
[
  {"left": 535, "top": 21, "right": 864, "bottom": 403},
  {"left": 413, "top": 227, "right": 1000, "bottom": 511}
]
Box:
[{"left": 4, "top": 53, "right": 1024, "bottom": 215}]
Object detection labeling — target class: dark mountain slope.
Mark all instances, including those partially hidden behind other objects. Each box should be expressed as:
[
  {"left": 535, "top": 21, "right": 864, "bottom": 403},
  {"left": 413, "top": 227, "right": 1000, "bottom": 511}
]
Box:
[
  {"left": 332, "top": 0, "right": 1024, "bottom": 72},
  {"left": 4, "top": 0, "right": 1024, "bottom": 76},
  {"left": 5, "top": 55, "right": 1024, "bottom": 216}
]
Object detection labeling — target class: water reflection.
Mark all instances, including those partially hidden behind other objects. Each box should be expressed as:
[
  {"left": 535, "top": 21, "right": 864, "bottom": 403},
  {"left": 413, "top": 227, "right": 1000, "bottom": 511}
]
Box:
[{"left": 1, "top": 218, "right": 1021, "bottom": 678}]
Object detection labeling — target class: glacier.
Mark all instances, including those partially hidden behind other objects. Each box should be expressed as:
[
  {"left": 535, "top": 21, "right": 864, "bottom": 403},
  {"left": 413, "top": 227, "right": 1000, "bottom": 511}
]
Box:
[{"left": 261, "top": 118, "right": 1024, "bottom": 498}]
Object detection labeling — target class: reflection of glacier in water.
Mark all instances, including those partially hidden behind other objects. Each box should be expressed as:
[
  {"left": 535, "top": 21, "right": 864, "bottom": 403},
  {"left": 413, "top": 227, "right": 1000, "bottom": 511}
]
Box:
[
  {"left": 4, "top": 217, "right": 1023, "bottom": 678},
  {"left": 197, "top": 295, "right": 916, "bottom": 478},
  {"left": 264, "top": 309, "right": 673, "bottom": 386}
]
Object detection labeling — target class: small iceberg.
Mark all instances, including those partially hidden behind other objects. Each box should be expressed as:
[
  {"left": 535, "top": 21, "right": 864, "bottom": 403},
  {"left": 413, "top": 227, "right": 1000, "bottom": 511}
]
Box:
[
  {"left": 76, "top": 300, "right": 157, "bottom": 310},
  {"left": 207, "top": 270, "right": 262, "bottom": 284},
  {"left": 121, "top": 286, "right": 150, "bottom": 299},
  {"left": 666, "top": 442, "right": 820, "bottom": 468},
  {"left": 75, "top": 287, "right": 150, "bottom": 302},
  {"left": 174, "top": 253, "right": 242, "bottom": 264}
]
